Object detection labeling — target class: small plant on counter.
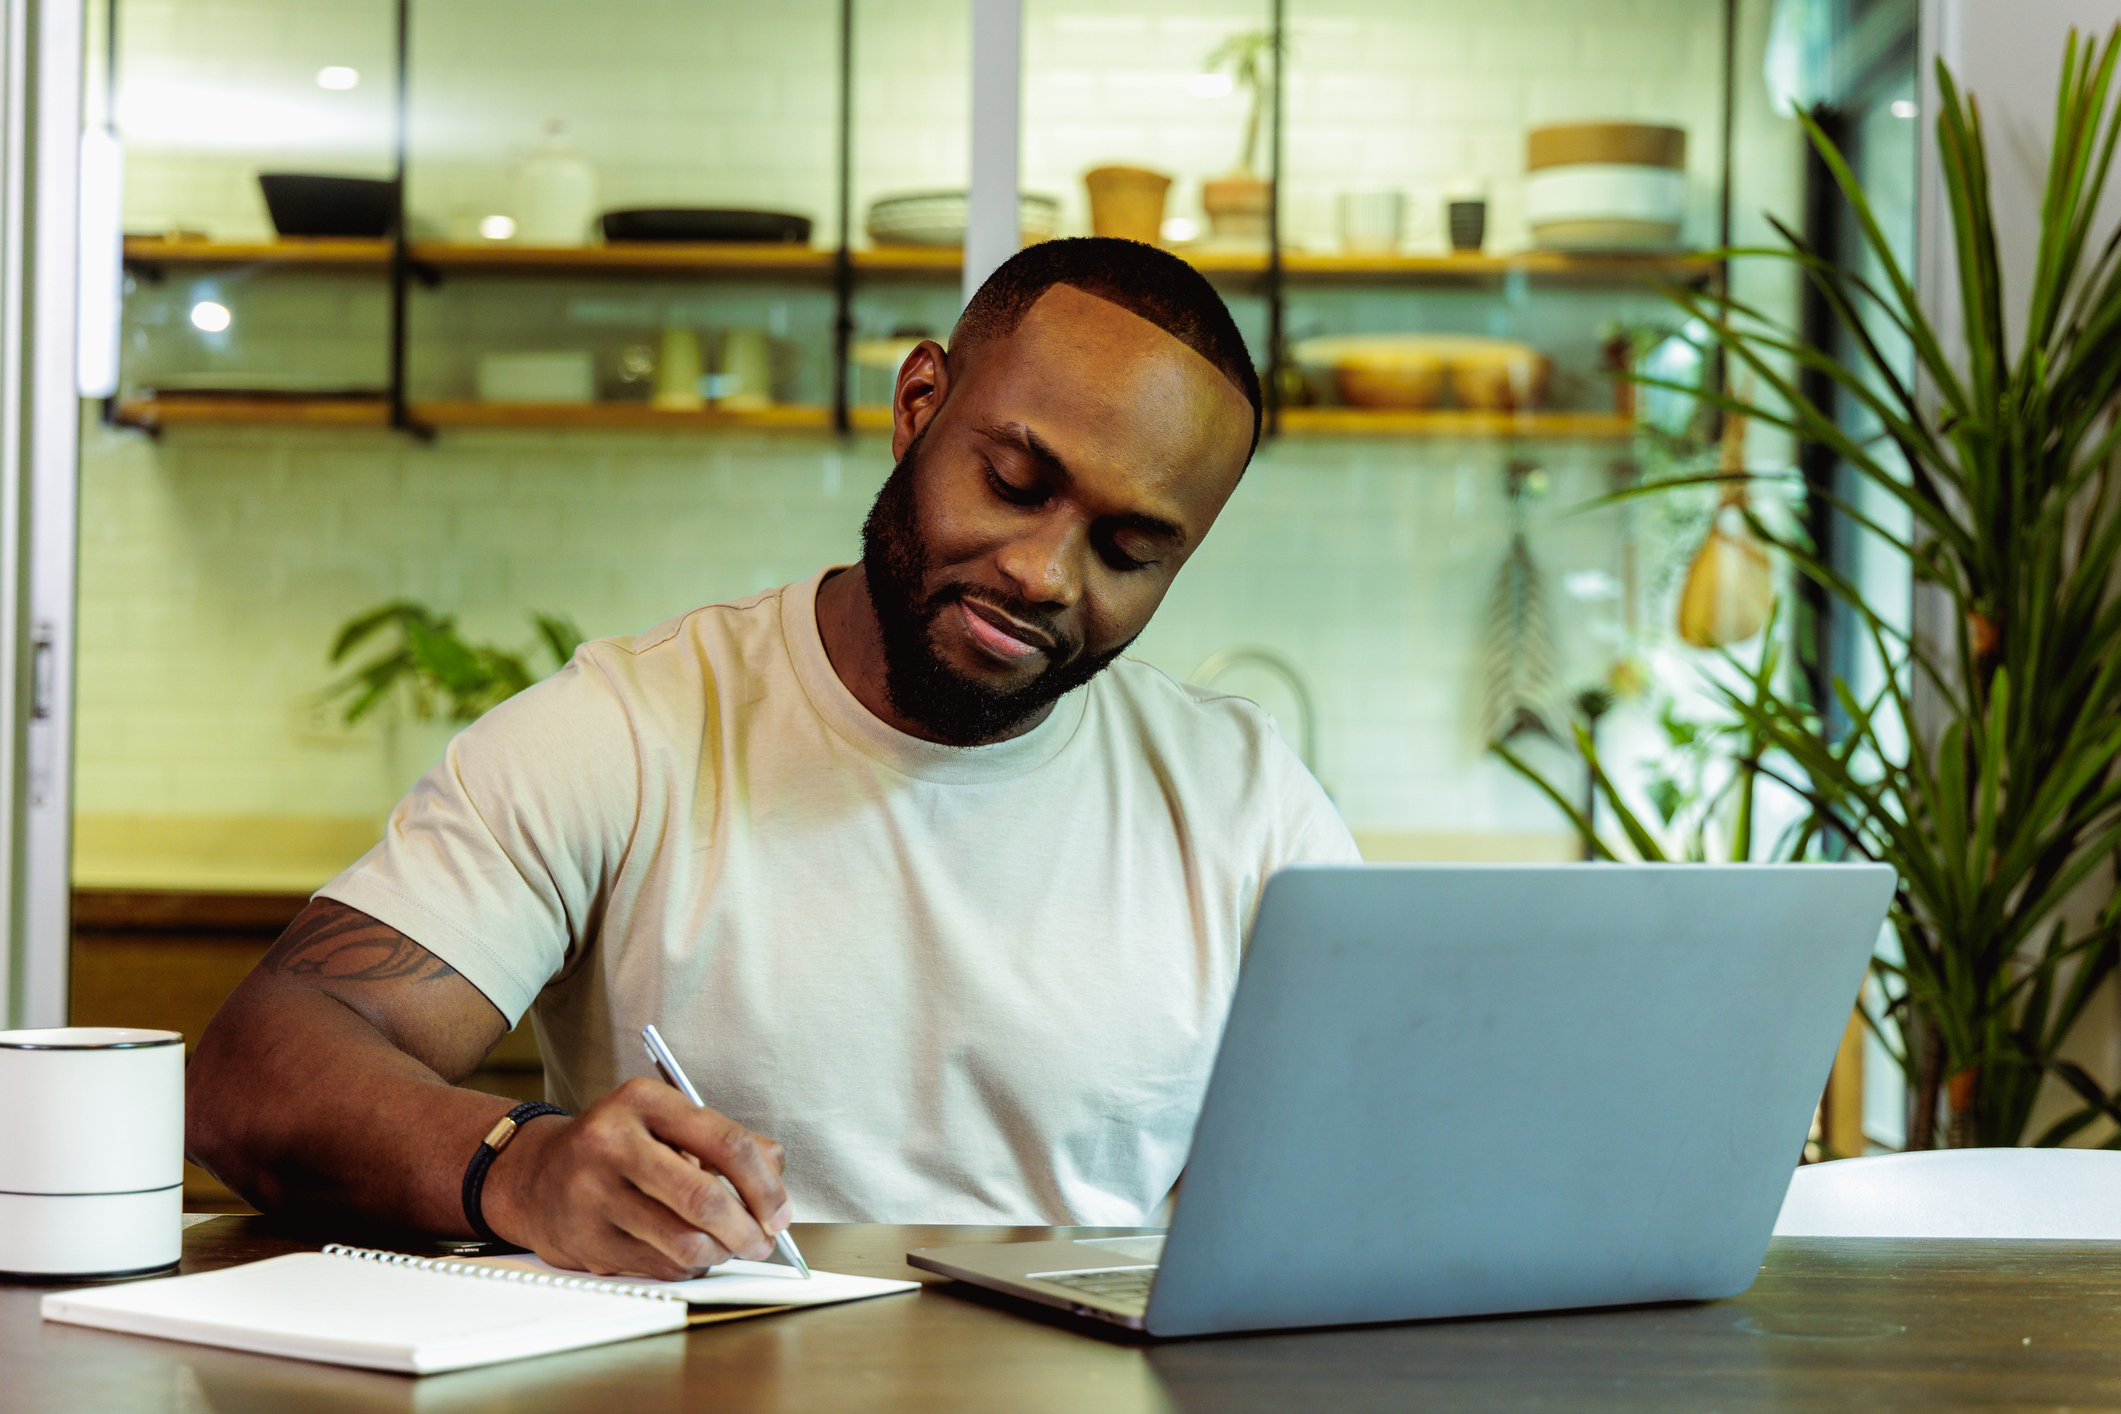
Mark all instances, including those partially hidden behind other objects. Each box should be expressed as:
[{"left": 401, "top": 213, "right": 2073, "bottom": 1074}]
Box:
[
  {"left": 1204, "top": 29, "right": 1275, "bottom": 179},
  {"left": 323, "top": 601, "right": 583, "bottom": 725}
]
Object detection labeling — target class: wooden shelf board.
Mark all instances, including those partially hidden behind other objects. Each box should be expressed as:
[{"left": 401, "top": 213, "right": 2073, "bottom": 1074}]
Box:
[
  {"left": 412, "top": 242, "right": 834, "bottom": 274},
  {"left": 1279, "top": 250, "right": 1717, "bottom": 281},
  {"left": 412, "top": 401, "right": 839, "bottom": 431},
  {"left": 121, "top": 238, "right": 1714, "bottom": 288},
  {"left": 851, "top": 246, "right": 966, "bottom": 274},
  {"left": 116, "top": 395, "right": 392, "bottom": 429},
  {"left": 1279, "top": 408, "right": 1637, "bottom": 438},
  {"left": 115, "top": 395, "right": 1631, "bottom": 440},
  {"left": 123, "top": 237, "right": 390, "bottom": 267}
]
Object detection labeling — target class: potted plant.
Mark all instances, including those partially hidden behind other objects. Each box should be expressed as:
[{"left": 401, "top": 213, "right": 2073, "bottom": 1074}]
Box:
[
  {"left": 1200, "top": 29, "right": 1275, "bottom": 241},
  {"left": 1501, "top": 27, "right": 2121, "bottom": 1152},
  {"left": 323, "top": 600, "right": 582, "bottom": 725}
]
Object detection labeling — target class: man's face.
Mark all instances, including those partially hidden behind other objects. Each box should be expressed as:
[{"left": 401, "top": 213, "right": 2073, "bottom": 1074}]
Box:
[{"left": 861, "top": 284, "right": 1255, "bottom": 745}]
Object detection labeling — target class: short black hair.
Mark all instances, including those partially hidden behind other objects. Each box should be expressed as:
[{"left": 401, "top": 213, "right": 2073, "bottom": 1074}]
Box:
[{"left": 951, "top": 237, "right": 1264, "bottom": 453}]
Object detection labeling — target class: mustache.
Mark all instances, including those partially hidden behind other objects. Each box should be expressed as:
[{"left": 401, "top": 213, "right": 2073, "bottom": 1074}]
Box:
[{"left": 924, "top": 582, "right": 1078, "bottom": 663}]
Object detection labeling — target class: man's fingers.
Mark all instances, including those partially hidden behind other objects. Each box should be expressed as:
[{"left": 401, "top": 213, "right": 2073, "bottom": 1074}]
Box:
[
  {"left": 635, "top": 1087, "right": 792, "bottom": 1237},
  {"left": 601, "top": 1185, "right": 735, "bottom": 1277},
  {"left": 627, "top": 1131, "right": 774, "bottom": 1261}
]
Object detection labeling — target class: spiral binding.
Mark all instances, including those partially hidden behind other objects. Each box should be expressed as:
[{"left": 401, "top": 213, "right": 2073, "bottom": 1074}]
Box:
[{"left": 321, "top": 1243, "right": 685, "bottom": 1303}]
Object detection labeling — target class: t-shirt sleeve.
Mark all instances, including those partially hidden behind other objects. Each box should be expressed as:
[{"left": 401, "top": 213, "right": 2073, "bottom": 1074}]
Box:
[
  {"left": 1273, "top": 752, "right": 1362, "bottom": 868},
  {"left": 315, "top": 650, "right": 640, "bottom": 1026}
]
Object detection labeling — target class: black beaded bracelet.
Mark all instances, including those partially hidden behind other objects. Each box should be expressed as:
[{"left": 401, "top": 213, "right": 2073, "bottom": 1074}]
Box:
[{"left": 461, "top": 1101, "right": 569, "bottom": 1246}]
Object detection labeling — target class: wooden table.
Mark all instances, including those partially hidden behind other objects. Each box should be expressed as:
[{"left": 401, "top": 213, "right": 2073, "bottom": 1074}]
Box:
[{"left": 6, "top": 1218, "right": 2119, "bottom": 1411}]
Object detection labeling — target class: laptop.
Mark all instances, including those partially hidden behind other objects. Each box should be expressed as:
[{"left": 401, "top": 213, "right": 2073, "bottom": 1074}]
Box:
[{"left": 908, "top": 862, "right": 1895, "bottom": 1338}]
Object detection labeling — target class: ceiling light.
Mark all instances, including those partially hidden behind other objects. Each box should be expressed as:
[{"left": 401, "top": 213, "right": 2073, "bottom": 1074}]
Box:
[
  {"left": 1890, "top": 99, "right": 1918, "bottom": 119},
  {"left": 1187, "top": 73, "right": 1233, "bottom": 99},
  {"left": 189, "top": 301, "right": 231, "bottom": 333},
  {"left": 478, "top": 214, "right": 516, "bottom": 240},
  {"left": 316, "top": 66, "right": 359, "bottom": 91}
]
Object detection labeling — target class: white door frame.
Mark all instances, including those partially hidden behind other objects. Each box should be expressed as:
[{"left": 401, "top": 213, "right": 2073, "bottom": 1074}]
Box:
[{"left": 1, "top": 0, "right": 82, "bottom": 1029}]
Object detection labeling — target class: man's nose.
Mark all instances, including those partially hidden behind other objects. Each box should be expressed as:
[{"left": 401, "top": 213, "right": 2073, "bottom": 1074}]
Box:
[{"left": 994, "top": 513, "right": 1085, "bottom": 610}]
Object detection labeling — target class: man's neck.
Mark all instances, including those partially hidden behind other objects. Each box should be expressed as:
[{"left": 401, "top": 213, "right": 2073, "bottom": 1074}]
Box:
[{"left": 812, "top": 564, "right": 1054, "bottom": 747}]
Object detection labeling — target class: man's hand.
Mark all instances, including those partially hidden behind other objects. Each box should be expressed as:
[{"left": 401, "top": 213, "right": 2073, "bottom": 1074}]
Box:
[
  {"left": 186, "top": 900, "right": 794, "bottom": 1274},
  {"left": 482, "top": 1078, "right": 791, "bottom": 1280}
]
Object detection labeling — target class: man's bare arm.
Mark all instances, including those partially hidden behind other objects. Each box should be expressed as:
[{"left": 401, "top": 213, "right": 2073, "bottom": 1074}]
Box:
[{"left": 187, "top": 899, "right": 793, "bottom": 1278}]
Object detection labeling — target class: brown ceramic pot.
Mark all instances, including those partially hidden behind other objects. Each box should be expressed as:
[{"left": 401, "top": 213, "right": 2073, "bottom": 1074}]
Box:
[
  {"left": 1083, "top": 167, "right": 1172, "bottom": 243},
  {"left": 1201, "top": 175, "right": 1272, "bottom": 239}
]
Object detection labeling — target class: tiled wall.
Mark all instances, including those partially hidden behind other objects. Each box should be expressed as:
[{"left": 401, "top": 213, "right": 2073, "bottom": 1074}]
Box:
[{"left": 76, "top": 420, "right": 1642, "bottom": 840}]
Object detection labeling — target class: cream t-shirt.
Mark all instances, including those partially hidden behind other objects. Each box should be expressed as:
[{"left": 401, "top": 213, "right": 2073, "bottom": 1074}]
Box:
[{"left": 320, "top": 568, "right": 1357, "bottom": 1224}]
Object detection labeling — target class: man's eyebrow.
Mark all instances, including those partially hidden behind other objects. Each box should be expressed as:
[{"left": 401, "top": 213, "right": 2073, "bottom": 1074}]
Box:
[{"left": 980, "top": 420, "right": 1187, "bottom": 544}]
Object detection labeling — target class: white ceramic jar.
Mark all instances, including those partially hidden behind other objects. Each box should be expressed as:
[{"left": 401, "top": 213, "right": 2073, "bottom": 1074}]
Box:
[
  {"left": 0, "top": 1027, "right": 183, "bottom": 1277},
  {"left": 514, "top": 121, "right": 598, "bottom": 247}
]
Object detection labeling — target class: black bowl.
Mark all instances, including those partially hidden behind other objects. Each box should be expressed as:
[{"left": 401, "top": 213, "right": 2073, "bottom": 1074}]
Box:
[
  {"left": 258, "top": 174, "right": 398, "bottom": 239},
  {"left": 599, "top": 208, "right": 812, "bottom": 244}
]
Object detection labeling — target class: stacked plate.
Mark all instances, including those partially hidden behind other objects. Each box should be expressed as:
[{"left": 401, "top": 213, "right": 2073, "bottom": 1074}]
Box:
[
  {"left": 1524, "top": 123, "right": 1688, "bottom": 251},
  {"left": 866, "top": 191, "right": 1061, "bottom": 248}
]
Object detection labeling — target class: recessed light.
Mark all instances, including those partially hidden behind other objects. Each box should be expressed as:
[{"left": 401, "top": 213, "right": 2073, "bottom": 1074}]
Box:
[
  {"left": 478, "top": 214, "right": 517, "bottom": 241},
  {"left": 1890, "top": 99, "right": 1918, "bottom": 119},
  {"left": 190, "top": 301, "right": 231, "bottom": 333},
  {"left": 316, "top": 66, "right": 359, "bottom": 90}
]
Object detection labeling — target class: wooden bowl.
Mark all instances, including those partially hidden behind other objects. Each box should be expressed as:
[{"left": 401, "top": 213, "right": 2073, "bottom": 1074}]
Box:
[
  {"left": 1296, "top": 335, "right": 1547, "bottom": 411},
  {"left": 1449, "top": 348, "right": 1552, "bottom": 411},
  {"left": 1334, "top": 354, "right": 1446, "bottom": 409}
]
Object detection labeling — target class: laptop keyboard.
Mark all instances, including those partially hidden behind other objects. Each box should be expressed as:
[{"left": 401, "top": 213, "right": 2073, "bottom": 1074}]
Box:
[{"left": 1032, "top": 1265, "right": 1157, "bottom": 1312}]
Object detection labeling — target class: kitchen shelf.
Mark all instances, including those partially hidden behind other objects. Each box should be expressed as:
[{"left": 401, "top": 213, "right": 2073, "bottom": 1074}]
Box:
[
  {"left": 116, "top": 394, "right": 1634, "bottom": 442},
  {"left": 414, "top": 242, "right": 837, "bottom": 276},
  {"left": 413, "top": 401, "right": 894, "bottom": 432},
  {"left": 1277, "top": 408, "right": 1638, "bottom": 439},
  {"left": 123, "top": 237, "right": 1713, "bottom": 287},
  {"left": 115, "top": 395, "right": 393, "bottom": 429},
  {"left": 123, "top": 237, "right": 391, "bottom": 271},
  {"left": 1276, "top": 251, "right": 1718, "bottom": 283}
]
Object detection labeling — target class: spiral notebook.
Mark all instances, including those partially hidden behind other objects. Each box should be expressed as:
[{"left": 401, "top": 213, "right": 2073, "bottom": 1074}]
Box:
[{"left": 41, "top": 1243, "right": 917, "bottom": 1375}]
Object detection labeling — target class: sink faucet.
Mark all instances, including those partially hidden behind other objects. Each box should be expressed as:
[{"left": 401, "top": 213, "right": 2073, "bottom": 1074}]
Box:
[{"left": 1189, "top": 646, "right": 1319, "bottom": 773}]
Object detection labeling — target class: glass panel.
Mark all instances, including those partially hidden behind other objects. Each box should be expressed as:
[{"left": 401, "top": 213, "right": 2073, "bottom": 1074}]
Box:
[
  {"left": 404, "top": 0, "right": 844, "bottom": 420},
  {"left": 114, "top": 0, "right": 398, "bottom": 412},
  {"left": 846, "top": 0, "right": 971, "bottom": 414},
  {"left": 1022, "top": 0, "right": 1276, "bottom": 361}
]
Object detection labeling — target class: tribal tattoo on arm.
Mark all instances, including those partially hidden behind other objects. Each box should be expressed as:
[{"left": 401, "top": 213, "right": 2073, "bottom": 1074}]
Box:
[{"left": 261, "top": 902, "right": 460, "bottom": 984}]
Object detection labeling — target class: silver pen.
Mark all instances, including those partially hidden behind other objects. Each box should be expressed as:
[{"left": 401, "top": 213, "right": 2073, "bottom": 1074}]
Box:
[{"left": 640, "top": 1023, "right": 811, "bottom": 1278}]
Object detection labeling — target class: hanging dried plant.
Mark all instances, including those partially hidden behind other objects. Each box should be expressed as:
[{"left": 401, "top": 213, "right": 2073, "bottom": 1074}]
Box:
[{"left": 1480, "top": 465, "right": 1557, "bottom": 744}]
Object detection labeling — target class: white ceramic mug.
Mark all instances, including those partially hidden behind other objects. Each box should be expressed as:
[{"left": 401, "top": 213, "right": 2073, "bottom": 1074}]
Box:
[
  {"left": 1337, "top": 190, "right": 1419, "bottom": 255},
  {"left": 0, "top": 1028, "right": 183, "bottom": 1277}
]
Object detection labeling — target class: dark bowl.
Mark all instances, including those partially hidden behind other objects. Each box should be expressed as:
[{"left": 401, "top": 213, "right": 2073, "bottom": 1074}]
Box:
[
  {"left": 257, "top": 174, "right": 398, "bottom": 239},
  {"left": 599, "top": 208, "right": 812, "bottom": 244}
]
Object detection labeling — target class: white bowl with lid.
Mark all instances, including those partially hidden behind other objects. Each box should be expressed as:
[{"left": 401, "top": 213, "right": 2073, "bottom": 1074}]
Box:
[{"left": 0, "top": 1027, "right": 184, "bottom": 1277}]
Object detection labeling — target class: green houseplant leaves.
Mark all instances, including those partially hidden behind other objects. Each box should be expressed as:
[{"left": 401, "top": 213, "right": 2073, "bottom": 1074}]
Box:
[
  {"left": 324, "top": 601, "right": 583, "bottom": 726},
  {"left": 1504, "top": 27, "right": 2121, "bottom": 1150}
]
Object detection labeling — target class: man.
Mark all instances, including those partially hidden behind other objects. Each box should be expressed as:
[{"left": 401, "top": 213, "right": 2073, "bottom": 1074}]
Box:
[{"left": 187, "top": 238, "right": 1357, "bottom": 1281}]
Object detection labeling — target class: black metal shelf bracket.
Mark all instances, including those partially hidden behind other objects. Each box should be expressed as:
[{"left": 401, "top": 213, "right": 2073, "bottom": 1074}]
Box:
[
  {"left": 1263, "top": 0, "right": 1285, "bottom": 442},
  {"left": 387, "top": 0, "right": 433, "bottom": 441},
  {"left": 832, "top": 0, "right": 855, "bottom": 436}
]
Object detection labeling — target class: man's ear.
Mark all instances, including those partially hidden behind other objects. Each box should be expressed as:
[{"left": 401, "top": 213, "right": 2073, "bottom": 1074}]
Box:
[{"left": 891, "top": 340, "right": 951, "bottom": 460}]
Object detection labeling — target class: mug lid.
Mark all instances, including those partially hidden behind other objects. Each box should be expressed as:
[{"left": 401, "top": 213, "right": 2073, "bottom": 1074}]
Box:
[{"left": 0, "top": 1027, "right": 182, "bottom": 1050}]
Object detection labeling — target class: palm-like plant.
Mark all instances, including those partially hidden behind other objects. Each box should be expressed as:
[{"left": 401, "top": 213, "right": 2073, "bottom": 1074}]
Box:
[{"left": 1505, "top": 28, "right": 2121, "bottom": 1151}]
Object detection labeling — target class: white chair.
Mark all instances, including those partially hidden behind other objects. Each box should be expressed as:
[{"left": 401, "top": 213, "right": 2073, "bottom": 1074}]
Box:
[{"left": 1774, "top": 1149, "right": 2121, "bottom": 1239}]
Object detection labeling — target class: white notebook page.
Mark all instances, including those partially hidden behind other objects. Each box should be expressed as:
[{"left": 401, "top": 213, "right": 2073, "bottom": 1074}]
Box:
[
  {"left": 471, "top": 1252, "right": 920, "bottom": 1307},
  {"left": 40, "top": 1250, "right": 686, "bottom": 1375}
]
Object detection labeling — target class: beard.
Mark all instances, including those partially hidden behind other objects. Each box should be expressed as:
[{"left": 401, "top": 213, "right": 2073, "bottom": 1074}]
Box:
[{"left": 859, "top": 433, "right": 1133, "bottom": 746}]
